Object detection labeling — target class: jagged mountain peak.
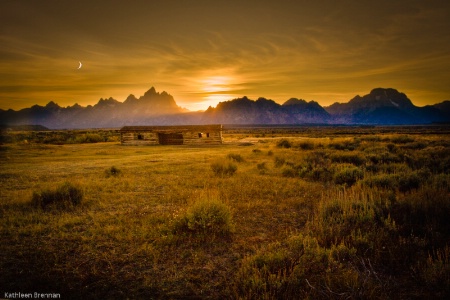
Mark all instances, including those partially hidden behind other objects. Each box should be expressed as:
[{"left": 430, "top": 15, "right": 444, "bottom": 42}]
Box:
[
  {"left": 350, "top": 88, "right": 414, "bottom": 109},
  {"left": 283, "top": 98, "right": 308, "bottom": 106},
  {"left": 45, "top": 101, "right": 60, "bottom": 109},
  {"left": 144, "top": 86, "right": 157, "bottom": 97},
  {"left": 1, "top": 87, "right": 449, "bottom": 128},
  {"left": 138, "top": 87, "right": 178, "bottom": 109},
  {"left": 67, "top": 103, "right": 82, "bottom": 109},
  {"left": 256, "top": 97, "right": 277, "bottom": 103},
  {"left": 204, "top": 95, "right": 331, "bottom": 124},
  {"left": 432, "top": 100, "right": 450, "bottom": 114},
  {"left": 125, "top": 94, "right": 138, "bottom": 103},
  {"left": 326, "top": 88, "right": 416, "bottom": 116},
  {"left": 95, "top": 97, "right": 120, "bottom": 108}
]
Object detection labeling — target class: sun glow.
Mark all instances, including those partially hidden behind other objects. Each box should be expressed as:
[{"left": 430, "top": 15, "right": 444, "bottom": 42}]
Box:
[
  {"left": 177, "top": 70, "right": 246, "bottom": 110},
  {"left": 179, "top": 73, "right": 238, "bottom": 110},
  {"left": 201, "top": 76, "right": 232, "bottom": 93}
]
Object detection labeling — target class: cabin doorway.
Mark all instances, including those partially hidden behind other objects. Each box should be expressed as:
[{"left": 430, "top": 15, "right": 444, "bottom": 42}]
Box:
[{"left": 158, "top": 133, "right": 184, "bottom": 145}]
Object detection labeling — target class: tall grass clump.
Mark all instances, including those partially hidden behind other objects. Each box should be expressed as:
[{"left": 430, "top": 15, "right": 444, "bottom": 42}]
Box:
[
  {"left": 421, "top": 246, "right": 450, "bottom": 296},
  {"left": 297, "top": 150, "right": 334, "bottom": 182},
  {"left": 232, "top": 234, "right": 384, "bottom": 299},
  {"left": 363, "top": 171, "right": 423, "bottom": 192},
  {"left": 32, "top": 182, "right": 83, "bottom": 209},
  {"left": 256, "top": 162, "right": 267, "bottom": 174},
  {"left": 361, "top": 135, "right": 382, "bottom": 142},
  {"left": 391, "top": 187, "right": 450, "bottom": 247},
  {"left": 328, "top": 138, "right": 360, "bottom": 151},
  {"left": 363, "top": 174, "right": 399, "bottom": 190},
  {"left": 310, "top": 186, "right": 450, "bottom": 289},
  {"left": 105, "top": 165, "right": 121, "bottom": 177},
  {"left": 334, "top": 166, "right": 364, "bottom": 186},
  {"left": 174, "top": 198, "right": 234, "bottom": 238},
  {"left": 277, "top": 139, "right": 292, "bottom": 148},
  {"left": 331, "top": 152, "right": 366, "bottom": 166},
  {"left": 397, "top": 171, "right": 421, "bottom": 192},
  {"left": 274, "top": 156, "right": 286, "bottom": 167},
  {"left": 211, "top": 160, "right": 237, "bottom": 176},
  {"left": 227, "top": 153, "right": 245, "bottom": 162},
  {"left": 281, "top": 166, "right": 297, "bottom": 177}
]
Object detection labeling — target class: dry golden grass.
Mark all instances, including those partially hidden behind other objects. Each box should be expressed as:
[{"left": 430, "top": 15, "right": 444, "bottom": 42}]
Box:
[{"left": 1, "top": 128, "right": 449, "bottom": 298}]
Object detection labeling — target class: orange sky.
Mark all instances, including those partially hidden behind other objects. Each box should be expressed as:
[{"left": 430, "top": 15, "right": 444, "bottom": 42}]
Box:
[{"left": 1, "top": 0, "right": 450, "bottom": 111}]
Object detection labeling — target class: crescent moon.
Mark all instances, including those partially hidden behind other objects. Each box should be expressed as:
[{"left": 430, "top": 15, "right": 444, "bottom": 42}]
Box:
[{"left": 77, "top": 61, "right": 82, "bottom": 69}]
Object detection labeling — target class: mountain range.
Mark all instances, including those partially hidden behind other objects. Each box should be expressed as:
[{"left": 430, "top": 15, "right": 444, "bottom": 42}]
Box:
[{"left": 1, "top": 87, "right": 449, "bottom": 129}]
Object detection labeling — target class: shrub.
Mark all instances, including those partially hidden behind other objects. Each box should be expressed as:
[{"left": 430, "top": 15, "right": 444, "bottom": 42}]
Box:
[
  {"left": 365, "top": 164, "right": 380, "bottom": 173},
  {"left": 211, "top": 160, "right": 237, "bottom": 176},
  {"left": 334, "top": 167, "right": 364, "bottom": 186},
  {"left": 233, "top": 234, "right": 329, "bottom": 299},
  {"left": 304, "top": 150, "right": 330, "bottom": 169},
  {"left": 361, "top": 135, "right": 382, "bottom": 142},
  {"left": 227, "top": 153, "right": 245, "bottom": 162},
  {"left": 274, "top": 156, "right": 286, "bottom": 167},
  {"left": 252, "top": 149, "right": 262, "bottom": 153},
  {"left": 282, "top": 166, "right": 297, "bottom": 177},
  {"left": 377, "top": 163, "right": 410, "bottom": 174},
  {"left": 363, "top": 174, "right": 399, "bottom": 190},
  {"left": 105, "top": 166, "right": 121, "bottom": 177},
  {"left": 267, "top": 150, "right": 274, "bottom": 156},
  {"left": 390, "top": 135, "right": 415, "bottom": 144},
  {"left": 400, "top": 142, "right": 427, "bottom": 150},
  {"left": 75, "top": 133, "right": 104, "bottom": 143},
  {"left": 106, "top": 135, "right": 120, "bottom": 142},
  {"left": 298, "top": 141, "right": 315, "bottom": 150},
  {"left": 367, "top": 154, "right": 382, "bottom": 165},
  {"left": 398, "top": 172, "right": 421, "bottom": 192},
  {"left": 312, "top": 189, "right": 395, "bottom": 254},
  {"left": 298, "top": 166, "right": 333, "bottom": 182},
  {"left": 386, "top": 143, "right": 398, "bottom": 153},
  {"left": 32, "top": 182, "right": 83, "bottom": 209},
  {"left": 331, "top": 152, "right": 366, "bottom": 166},
  {"left": 405, "top": 147, "right": 450, "bottom": 173},
  {"left": 43, "top": 135, "right": 66, "bottom": 145},
  {"left": 277, "top": 139, "right": 292, "bottom": 148},
  {"left": 257, "top": 162, "right": 267, "bottom": 174},
  {"left": 328, "top": 139, "right": 360, "bottom": 151},
  {"left": 384, "top": 151, "right": 405, "bottom": 164},
  {"left": 391, "top": 187, "right": 450, "bottom": 245},
  {"left": 432, "top": 174, "right": 450, "bottom": 191},
  {"left": 174, "top": 198, "right": 234, "bottom": 237}
]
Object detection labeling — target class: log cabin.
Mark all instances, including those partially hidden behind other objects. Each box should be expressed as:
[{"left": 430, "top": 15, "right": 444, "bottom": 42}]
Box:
[{"left": 119, "top": 125, "right": 223, "bottom": 145}]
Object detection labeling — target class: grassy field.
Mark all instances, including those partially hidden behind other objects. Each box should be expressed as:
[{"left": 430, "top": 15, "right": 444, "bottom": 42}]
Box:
[{"left": 1, "top": 127, "right": 449, "bottom": 299}]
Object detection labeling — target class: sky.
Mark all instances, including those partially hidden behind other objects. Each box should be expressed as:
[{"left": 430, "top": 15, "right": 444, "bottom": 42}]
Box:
[{"left": 1, "top": 0, "right": 450, "bottom": 111}]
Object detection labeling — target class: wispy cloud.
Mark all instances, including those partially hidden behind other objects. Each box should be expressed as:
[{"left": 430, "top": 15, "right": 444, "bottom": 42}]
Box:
[{"left": 1, "top": 0, "right": 449, "bottom": 110}]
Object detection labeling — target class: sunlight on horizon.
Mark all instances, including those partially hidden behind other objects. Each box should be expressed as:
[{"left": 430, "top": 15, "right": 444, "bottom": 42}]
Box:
[
  {"left": 180, "top": 93, "right": 235, "bottom": 111},
  {"left": 202, "top": 93, "right": 234, "bottom": 108}
]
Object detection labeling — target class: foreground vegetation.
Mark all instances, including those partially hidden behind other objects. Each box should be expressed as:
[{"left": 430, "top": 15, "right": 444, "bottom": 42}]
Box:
[{"left": 1, "top": 126, "right": 449, "bottom": 299}]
